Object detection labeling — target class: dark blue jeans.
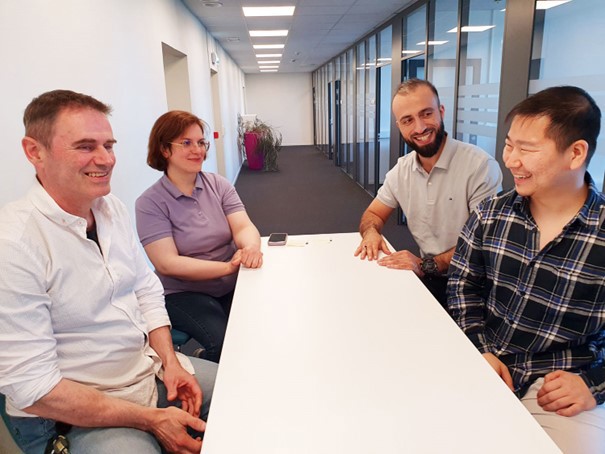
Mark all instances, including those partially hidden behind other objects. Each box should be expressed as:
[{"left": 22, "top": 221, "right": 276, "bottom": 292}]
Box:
[{"left": 165, "top": 290, "right": 234, "bottom": 363}]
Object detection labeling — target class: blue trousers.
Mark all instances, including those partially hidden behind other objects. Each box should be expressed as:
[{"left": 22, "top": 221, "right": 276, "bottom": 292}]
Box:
[
  {"left": 165, "top": 290, "right": 234, "bottom": 363},
  {"left": 8, "top": 357, "right": 217, "bottom": 453}
]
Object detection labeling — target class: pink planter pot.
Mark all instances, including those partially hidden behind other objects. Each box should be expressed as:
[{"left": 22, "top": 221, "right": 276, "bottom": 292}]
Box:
[{"left": 244, "top": 132, "right": 263, "bottom": 170}]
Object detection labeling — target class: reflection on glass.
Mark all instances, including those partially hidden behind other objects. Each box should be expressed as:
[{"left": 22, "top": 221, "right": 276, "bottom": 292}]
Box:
[
  {"left": 378, "top": 64, "right": 392, "bottom": 185},
  {"left": 356, "top": 41, "right": 366, "bottom": 186},
  {"left": 428, "top": 0, "right": 458, "bottom": 135},
  {"left": 346, "top": 49, "right": 355, "bottom": 177},
  {"left": 403, "top": 5, "right": 428, "bottom": 57},
  {"left": 378, "top": 26, "right": 392, "bottom": 187},
  {"left": 338, "top": 55, "right": 346, "bottom": 168},
  {"left": 455, "top": 0, "right": 506, "bottom": 157},
  {"left": 378, "top": 26, "right": 392, "bottom": 65},
  {"left": 402, "top": 5, "right": 427, "bottom": 157},
  {"left": 529, "top": 0, "right": 605, "bottom": 190},
  {"left": 367, "top": 35, "right": 377, "bottom": 193}
]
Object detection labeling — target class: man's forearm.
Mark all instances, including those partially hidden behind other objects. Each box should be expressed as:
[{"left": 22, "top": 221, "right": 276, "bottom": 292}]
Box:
[
  {"left": 23, "top": 378, "right": 158, "bottom": 431},
  {"left": 149, "top": 325, "right": 180, "bottom": 369},
  {"left": 359, "top": 213, "right": 384, "bottom": 237},
  {"left": 434, "top": 247, "right": 455, "bottom": 273}
]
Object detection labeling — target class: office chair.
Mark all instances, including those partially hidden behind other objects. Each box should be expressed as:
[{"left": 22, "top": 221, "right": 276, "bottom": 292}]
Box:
[
  {"left": 171, "top": 328, "right": 191, "bottom": 352},
  {"left": 171, "top": 329, "right": 206, "bottom": 358}
]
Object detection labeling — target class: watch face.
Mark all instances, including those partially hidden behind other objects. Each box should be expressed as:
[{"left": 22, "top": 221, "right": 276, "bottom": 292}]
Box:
[{"left": 421, "top": 258, "right": 439, "bottom": 274}]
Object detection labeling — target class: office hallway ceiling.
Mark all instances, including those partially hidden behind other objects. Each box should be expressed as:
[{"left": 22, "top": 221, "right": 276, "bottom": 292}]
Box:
[{"left": 182, "top": 0, "right": 415, "bottom": 73}]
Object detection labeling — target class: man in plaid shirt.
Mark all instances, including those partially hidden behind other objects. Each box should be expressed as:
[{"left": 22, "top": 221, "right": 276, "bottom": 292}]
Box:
[{"left": 448, "top": 86, "right": 605, "bottom": 453}]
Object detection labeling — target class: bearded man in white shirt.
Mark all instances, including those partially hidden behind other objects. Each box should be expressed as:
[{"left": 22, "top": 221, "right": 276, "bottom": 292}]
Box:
[{"left": 0, "top": 89, "right": 217, "bottom": 454}]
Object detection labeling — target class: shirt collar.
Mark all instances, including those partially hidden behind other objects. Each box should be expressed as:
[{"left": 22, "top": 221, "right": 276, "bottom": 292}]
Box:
[
  {"left": 160, "top": 172, "right": 204, "bottom": 199},
  {"left": 512, "top": 172, "right": 605, "bottom": 229},
  {"left": 412, "top": 133, "right": 453, "bottom": 173},
  {"left": 28, "top": 178, "right": 111, "bottom": 233},
  {"left": 575, "top": 173, "right": 605, "bottom": 229}
]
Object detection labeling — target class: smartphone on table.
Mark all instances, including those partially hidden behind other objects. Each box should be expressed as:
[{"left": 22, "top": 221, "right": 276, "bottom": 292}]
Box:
[{"left": 268, "top": 233, "right": 288, "bottom": 246}]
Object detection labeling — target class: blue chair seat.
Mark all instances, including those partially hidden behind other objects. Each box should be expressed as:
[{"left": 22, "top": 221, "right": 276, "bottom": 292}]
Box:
[{"left": 171, "top": 329, "right": 191, "bottom": 350}]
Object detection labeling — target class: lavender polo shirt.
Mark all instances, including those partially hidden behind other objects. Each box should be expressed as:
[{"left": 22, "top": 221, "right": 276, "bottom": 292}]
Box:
[{"left": 135, "top": 172, "right": 245, "bottom": 297}]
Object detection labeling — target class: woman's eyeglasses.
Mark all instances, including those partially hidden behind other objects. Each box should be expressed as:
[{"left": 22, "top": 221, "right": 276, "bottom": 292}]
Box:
[{"left": 168, "top": 139, "right": 210, "bottom": 151}]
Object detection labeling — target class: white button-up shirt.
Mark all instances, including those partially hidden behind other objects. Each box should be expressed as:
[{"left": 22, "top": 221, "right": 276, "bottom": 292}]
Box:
[{"left": 0, "top": 181, "right": 172, "bottom": 416}]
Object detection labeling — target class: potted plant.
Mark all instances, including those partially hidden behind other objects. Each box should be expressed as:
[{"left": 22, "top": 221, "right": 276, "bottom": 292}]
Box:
[{"left": 243, "top": 118, "right": 282, "bottom": 171}]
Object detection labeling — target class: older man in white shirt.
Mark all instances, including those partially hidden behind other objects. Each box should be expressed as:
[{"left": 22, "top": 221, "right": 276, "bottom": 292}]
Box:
[{"left": 0, "top": 89, "right": 216, "bottom": 454}]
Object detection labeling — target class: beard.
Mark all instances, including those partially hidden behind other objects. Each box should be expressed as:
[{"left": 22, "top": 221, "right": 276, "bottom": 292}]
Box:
[{"left": 404, "top": 121, "right": 446, "bottom": 158}]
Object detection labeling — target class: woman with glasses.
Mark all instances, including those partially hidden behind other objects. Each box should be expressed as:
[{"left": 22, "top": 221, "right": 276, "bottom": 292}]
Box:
[{"left": 135, "top": 110, "right": 263, "bottom": 363}]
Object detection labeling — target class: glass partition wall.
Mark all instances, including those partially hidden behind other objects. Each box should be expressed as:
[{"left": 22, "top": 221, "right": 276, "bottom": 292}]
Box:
[
  {"left": 312, "top": 0, "right": 605, "bottom": 194},
  {"left": 528, "top": 0, "right": 605, "bottom": 190}
]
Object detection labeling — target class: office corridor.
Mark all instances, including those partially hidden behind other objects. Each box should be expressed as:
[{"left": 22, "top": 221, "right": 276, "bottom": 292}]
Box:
[{"left": 235, "top": 145, "right": 416, "bottom": 253}]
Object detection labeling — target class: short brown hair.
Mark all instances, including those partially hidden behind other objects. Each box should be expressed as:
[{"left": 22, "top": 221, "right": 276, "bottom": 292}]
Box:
[
  {"left": 147, "top": 111, "right": 208, "bottom": 172},
  {"left": 23, "top": 89, "right": 111, "bottom": 148},
  {"left": 394, "top": 78, "right": 441, "bottom": 106}
]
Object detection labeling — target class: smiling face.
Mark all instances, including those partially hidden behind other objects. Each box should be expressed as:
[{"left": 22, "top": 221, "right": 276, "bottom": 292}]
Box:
[
  {"left": 24, "top": 107, "right": 116, "bottom": 218},
  {"left": 393, "top": 85, "right": 446, "bottom": 158},
  {"left": 164, "top": 123, "right": 208, "bottom": 177},
  {"left": 503, "top": 115, "right": 586, "bottom": 201}
]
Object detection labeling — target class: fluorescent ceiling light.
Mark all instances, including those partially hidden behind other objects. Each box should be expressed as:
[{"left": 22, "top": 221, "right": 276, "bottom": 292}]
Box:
[
  {"left": 259, "top": 65, "right": 279, "bottom": 68},
  {"left": 250, "top": 30, "right": 288, "bottom": 37},
  {"left": 244, "top": 6, "right": 295, "bottom": 17},
  {"left": 253, "top": 44, "right": 285, "bottom": 49},
  {"left": 447, "top": 25, "right": 495, "bottom": 33},
  {"left": 257, "top": 60, "right": 280, "bottom": 64},
  {"left": 256, "top": 53, "right": 282, "bottom": 58},
  {"left": 417, "top": 41, "right": 448, "bottom": 46},
  {"left": 260, "top": 69, "right": 278, "bottom": 72},
  {"left": 536, "top": 0, "right": 571, "bottom": 9},
  {"left": 377, "top": 57, "right": 392, "bottom": 62},
  {"left": 402, "top": 50, "right": 422, "bottom": 55}
]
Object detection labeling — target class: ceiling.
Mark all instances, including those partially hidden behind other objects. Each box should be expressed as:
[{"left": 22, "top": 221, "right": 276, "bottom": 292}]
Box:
[{"left": 182, "top": 0, "right": 416, "bottom": 74}]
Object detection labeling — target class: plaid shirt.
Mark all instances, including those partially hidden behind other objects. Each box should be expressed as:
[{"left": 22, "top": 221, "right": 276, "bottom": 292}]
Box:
[{"left": 447, "top": 173, "right": 605, "bottom": 404}]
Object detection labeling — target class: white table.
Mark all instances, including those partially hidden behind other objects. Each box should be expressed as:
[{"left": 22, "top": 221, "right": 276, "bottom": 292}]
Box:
[{"left": 202, "top": 233, "right": 561, "bottom": 453}]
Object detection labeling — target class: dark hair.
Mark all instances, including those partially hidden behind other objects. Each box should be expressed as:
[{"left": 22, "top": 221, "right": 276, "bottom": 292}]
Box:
[
  {"left": 506, "top": 86, "right": 601, "bottom": 164},
  {"left": 23, "top": 90, "right": 112, "bottom": 148},
  {"left": 394, "top": 78, "right": 441, "bottom": 106},
  {"left": 147, "top": 111, "right": 208, "bottom": 172}
]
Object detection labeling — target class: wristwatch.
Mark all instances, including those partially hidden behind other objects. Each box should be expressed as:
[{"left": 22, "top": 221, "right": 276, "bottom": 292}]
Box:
[{"left": 420, "top": 257, "right": 440, "bottom": 276}]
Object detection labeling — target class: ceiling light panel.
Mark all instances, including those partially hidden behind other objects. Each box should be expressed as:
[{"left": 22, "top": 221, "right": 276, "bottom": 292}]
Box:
[
  {"left": 253, "top": 44, "right": 285, "bottom": 49},
  {"left": 249, "top": 30, "right": 289, "bottom": 37},
  {"left": 243, "top": 6, "right": 295, "bottom": 17},
  {"left": 256, "top": 53, "right": 282, "bottom": 58},
  {"left": 257, "top": 60, "right": 280, "bottom": 64}
]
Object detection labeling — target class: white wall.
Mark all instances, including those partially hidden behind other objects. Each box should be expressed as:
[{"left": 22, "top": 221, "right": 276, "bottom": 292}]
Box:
[
  {"left": 0, "top": 0, "right": 246, "bottom": 220},
  {"left": 245, "top": 73, "right": 314, "bottom": 146}
]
